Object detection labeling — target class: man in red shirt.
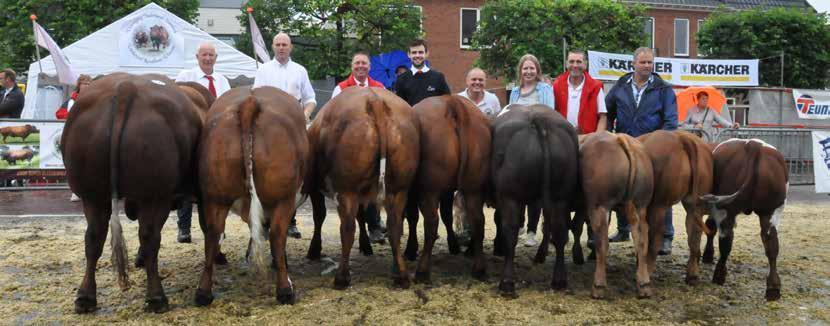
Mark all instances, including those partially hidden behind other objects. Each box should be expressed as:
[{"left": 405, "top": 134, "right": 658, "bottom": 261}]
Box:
[{"left": 552, "top": 49, "right": 607, "bottom": 134}]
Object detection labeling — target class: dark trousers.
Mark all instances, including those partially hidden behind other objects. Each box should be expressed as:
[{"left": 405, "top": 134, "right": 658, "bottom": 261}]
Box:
[
  {"left": 177, "top": 201, "right": 192, "bottom": 233},
  {"left": 364, "top": 202, "right": 383, "bottom": 231},
  {"left": 617, "top": 209, "right": 674, "bottom": 240}
]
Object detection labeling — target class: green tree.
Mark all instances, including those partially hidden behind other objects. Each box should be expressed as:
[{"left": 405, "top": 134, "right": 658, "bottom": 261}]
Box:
[
  {"left": 698, "top": 8, "right": 830, "bottom": 88},
  {"left": 238, "top": 0, "right": 421, "bottom": 80},
  {"left": 473, "top": 0, "right": 646, "bottom": 83},
  {"left": 0, "top": 0, "right": 199, "bottom": 77}
]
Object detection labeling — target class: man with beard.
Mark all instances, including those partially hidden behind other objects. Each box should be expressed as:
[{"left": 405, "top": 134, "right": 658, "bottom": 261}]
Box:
[{"left": 394, "top": 39, "right": 451, "bottom": 106}]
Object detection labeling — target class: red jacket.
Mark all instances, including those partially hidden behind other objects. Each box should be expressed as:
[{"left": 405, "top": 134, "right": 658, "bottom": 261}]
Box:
[
  {"left": 55, "top": 91, "right": 79, "bottom": 120},
  {"left": 337, "top": 74, "right": 384, "bottom": 90},
  {"left": 553, "top": 72, "right": 603, "bottom": 134}
]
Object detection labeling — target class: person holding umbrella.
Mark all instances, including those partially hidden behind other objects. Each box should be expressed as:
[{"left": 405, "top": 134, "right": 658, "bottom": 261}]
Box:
[{"left": 681, "top": 91, "right": 739, "bottom": 142}]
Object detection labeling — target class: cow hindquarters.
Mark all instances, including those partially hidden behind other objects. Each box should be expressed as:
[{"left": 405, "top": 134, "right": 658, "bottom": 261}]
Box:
[
  {"left": 196, "top": 201, "right": 230, "bottom": 307},
  {"left": 759, "top": 213, "right": 781, "bottom": 301}
]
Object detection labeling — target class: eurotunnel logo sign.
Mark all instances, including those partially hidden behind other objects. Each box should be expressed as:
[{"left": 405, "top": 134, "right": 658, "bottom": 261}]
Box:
[
  {"left": 793, "top": 90, "right": 830, "bottom": 120},
  {"left": 588, "top": 50, "right": 758, "bottom": 87}
]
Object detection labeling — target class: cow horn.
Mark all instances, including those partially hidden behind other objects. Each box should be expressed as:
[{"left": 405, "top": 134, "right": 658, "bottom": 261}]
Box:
[{"left": 699, "top": 190, "right": 741, "bottom": 205}]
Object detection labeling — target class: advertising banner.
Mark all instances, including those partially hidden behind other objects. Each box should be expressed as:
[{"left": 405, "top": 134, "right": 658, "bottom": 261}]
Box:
[
  {"left": 792, "top": 89, "right": 830, "bottom": 120},
  {"left": 0, "top": 120, "right": 65, "bottom": 170},
  {"left": 588, "top": 50, "right": 759, "bottom": 86},
  {"left": 813, "top": 131, "right": 830, "bottom": 193}
]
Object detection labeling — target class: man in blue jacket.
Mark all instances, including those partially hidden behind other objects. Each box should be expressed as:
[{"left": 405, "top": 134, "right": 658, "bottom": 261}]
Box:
[{"left": 605, "top": 47, "right": 678, "bottom": 255}]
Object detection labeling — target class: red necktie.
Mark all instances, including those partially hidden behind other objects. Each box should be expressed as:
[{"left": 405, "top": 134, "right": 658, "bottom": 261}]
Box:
[{"left": 205, "top": 75, "right": 216, "bottom": 97}]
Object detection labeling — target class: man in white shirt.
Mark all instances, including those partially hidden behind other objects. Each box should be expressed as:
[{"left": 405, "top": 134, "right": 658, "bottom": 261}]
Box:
[
  {"left": 253, "top": 32, "right": 316, "bottom": 121},
  {"left": 457, "top": 68, "right": 501, "bottom": 119},
  {"left": 175, "top": 42, "right": 231, "bottom": 98},
  {"left": 552, "top": 50, "right": 607, "bottom": 134}
]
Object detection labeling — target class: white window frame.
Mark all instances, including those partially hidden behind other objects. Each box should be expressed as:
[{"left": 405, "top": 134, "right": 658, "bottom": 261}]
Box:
[
  {"left": 674, "top": 18, "right": 689, "bottom": 57},
  {"left": 697, "top": 19, "right": 705, "bottom": 57},
  {"left": 459, "top": 7, "right": 480, "bottom": 49},
  {"left": 697, "top": 19, "right": 704, "bottom": 33},
  {"left": 644, "top": 17, "right": 655, "bottom": 49}
]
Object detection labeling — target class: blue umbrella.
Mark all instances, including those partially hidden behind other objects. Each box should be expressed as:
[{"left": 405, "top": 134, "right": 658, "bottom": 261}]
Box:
[{"left": 370, "top": 50, "right": 412, "bottom": 89}]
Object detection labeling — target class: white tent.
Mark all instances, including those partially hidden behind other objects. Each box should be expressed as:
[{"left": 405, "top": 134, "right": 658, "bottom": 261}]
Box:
[{"left": 22, "top": 3, "right": 258, "bottom": 119}]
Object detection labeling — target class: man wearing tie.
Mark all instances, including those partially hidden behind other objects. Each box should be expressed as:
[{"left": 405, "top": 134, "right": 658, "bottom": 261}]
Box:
[
  {"left": 0, "top": 69, "right": 25, "bottom": 119},
  {"left": 173, "top": 41, "right": 230, "bottom": 243}
]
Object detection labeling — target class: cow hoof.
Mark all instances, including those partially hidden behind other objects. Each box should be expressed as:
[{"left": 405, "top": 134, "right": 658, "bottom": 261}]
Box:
[
  {"left": 765, "top": 288, "right": 781, "bottom": 301},
  {"left": 637, "top": 284, "right": 653, "bottom": 299},
  {"left": 214, "top": 252, "right": 228, "bottom": 265},
  {"left": 685, "top": 275, "right": 700, "bottom": 286},
  {"left": 359, "top": 246, "right": 374, "bottom": 256},
  {"left": 414, "top": 271, "right": 431, "bottom": 284},
  {"left": 713, "top": 266, "right": 727, "bottom": 285},
  {"left": 394, "top": 276, "right": 411, "bottom": 289},
  {"left": 498, "top": 281, "right": 517, "bottom": 298},
  {"left": 701, "top": 254, "right": 714, "bottom": 264},
  {"left": 307, "top": 243, "right": 322, "bottom": 261},
  {"left": 334, "top": 274, "right": 351, "bottom": 290},
  {"left": 134, "top": 255, "right": 145, "bottom": 269},
  {"left": 590, "top": 286, "right": 605, "bottom": 300},
  {"left": 276, "top": 287, "right": 296, "bottom": 305},
  {"left": 144, "top": 295, "right": 169, "bottom": 313},
  {"left": 306, "top": 251, "right": 321, "bottom": 261},
  {"left": 194, "top": 289, "right": 214, "bottom": 307},
  {"left": 471, "top": 268, "right": 487, "bottom": 281},
  {"left": 551, "top": 279, "right": 567, "bottom": 291},
  {"left": 74, "top": 295, "right": 97, "bottom": 314}
]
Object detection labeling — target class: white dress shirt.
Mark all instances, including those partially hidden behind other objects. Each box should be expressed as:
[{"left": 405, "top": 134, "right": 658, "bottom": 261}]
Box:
[
  {"left": 175, "top": 67, "right": 231, "bottom": 97},
  {"left": 457, "top": 89, "right": 502, "bottom": 118},
  {"left": 566, "top": 77, "right": 606, "bottom": 128},
  {"left": 410, "top": 65, "right": 430, "bottom": 75},
  {"left": 253, "top": 58, "right": 316, "bottom": 106},
  {"left": 331, "top": 76, "right": 371, "bottom": 98}
]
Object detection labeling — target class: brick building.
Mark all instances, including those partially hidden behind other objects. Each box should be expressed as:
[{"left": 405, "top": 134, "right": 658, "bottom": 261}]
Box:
[{"left": 414, "top": 0, "right": 815, "bottom": 94}]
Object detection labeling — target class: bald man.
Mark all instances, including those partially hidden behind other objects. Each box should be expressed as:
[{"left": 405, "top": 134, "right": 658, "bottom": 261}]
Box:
[
  {"left": 457, "top": 67, "right": 502, "bottom": 119},
  {"left": 253, "top": 32, "right": 317, "bottom": 121},
  {"left": 176, "top": 42, "right": 231, "bottom": 98},
  {"left": 173, "top": 42, "right": 231, "bottom": 243}
]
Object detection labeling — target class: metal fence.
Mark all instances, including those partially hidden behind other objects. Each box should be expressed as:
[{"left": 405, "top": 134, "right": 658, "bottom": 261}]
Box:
[{"left": 686, "top": 127, "right": 814, "bottom": 185}]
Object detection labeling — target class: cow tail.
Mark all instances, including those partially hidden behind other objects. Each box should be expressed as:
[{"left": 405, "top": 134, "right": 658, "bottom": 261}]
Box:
[
  {"left": 678, "top": 133, "right": 711, "bottom": 234},
  {"left": 367, "top": 90, "right": 389, "bottom": 203},
  {"left": 108, "top": 81, "right": 137, "bottom": 291},
  {"left": 530, "top": 115, "right": 552, "bottom": 215},
  {"left": 449, "top": 96, "right": 471, "bottom": 192},
  {"left": 239, "top": 95, "right": 268, "bottom": 274},
  {"left": 616, "top": 135, "right": 640, "bottom": 226}
]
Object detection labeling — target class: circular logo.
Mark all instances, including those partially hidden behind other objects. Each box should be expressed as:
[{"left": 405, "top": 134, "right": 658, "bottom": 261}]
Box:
[
  {"left": 796, "top": 94, "right": 814, "bottom": 114},
  {"left": 125, "top": 14, "right": 176, "bottom": 64}
]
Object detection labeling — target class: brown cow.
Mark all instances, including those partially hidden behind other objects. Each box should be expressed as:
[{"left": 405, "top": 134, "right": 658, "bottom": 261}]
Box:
[
  {"left": 579, "top": 131, "right": 654, "bottom": 298},
  {"left": 699, "top": 138, "right": 788, "bottom": 301},
  {"left": 195, "top": 86, "right": 309, "bottom": 305},
  {"left": 490, "top": 104, "right": 579, "bottom": 297},
  {"left": 636, "top": 130, "right": 714, "bottom": 283},
  {"left": 0, "top": 124, "right": 39, "bottom": 143},
  {"left": 1, "top": 147, "right": 36, "bottom": 165},
  {"left": 62, "top": 73, "right": 203, "bottom": 313},
  {"left": 304, "top": 87, "right": 419, "bottom": 288},
  {"left": 403, "top": 95, "right": 491, "bottom": 282}
]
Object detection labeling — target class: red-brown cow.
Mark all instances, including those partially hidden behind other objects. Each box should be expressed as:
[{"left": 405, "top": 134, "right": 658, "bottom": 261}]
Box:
[
  {"left": 404, "top": 95, "right": 491, "bottom": 282},
  {"left": 304, "top": 87, "right": 419, "bottom": 288},
  {"left": 0, "top": 124, "right": 39, "bottom": 143},
  {"left": 636, "top": 130, "right": 714, "bottom": 281},
  {"left": 699, "top": 138, "right": 788, "bottom": 301},
  {"left": 196, "top": 86, "right": 309, "bottom": 305},
  {"left": 63, "top": 73, "right": 202, "bottom": 313},
  {"left": 579, "top": 131, "right": 654, "bottom": 298}
]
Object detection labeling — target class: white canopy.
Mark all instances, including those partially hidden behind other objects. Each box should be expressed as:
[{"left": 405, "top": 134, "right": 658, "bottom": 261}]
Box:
[{"left": 23, "top": 3, "right": 258, "bottom": 118}]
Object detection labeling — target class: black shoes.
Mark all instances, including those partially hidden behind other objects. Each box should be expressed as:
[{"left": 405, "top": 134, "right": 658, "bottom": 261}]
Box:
[
  {"left": 608, "top": 231, "right": 630, "bottom": 243},
  {"left": 287, "top": 224, "right": 302, "bottom": 239},
  {"left": 177, "top": 230, "right": 192, "bottom": 243},
  {"left": 658, "top": 238, "right": 673, "bottom": 256}
]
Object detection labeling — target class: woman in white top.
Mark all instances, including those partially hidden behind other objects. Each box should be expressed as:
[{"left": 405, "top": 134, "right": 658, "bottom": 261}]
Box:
[{"left": 682, "top": 92, "right": 739, "bottom": 141}]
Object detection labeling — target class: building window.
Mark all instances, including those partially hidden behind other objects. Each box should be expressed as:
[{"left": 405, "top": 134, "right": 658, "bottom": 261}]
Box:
[
  {"left": 643, "top": 17, "right": 654, "bottom": 49},
  {"left": 460, "top": 8, "right": 480, "bottom": 49},
  {"left": 697, "top": 19, "right": 704, "bottom": 33},
  {"left": 674, "top": 18, "right": 689, "bottom": 57}
]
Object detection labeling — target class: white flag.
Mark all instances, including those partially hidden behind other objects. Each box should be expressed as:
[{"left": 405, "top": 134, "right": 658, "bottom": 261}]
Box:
[
  {"left": 248, "top": 13, "right": 270, "bottom": 64},
  {"left": 33, "top": 21, "right": 78, "bottom": 85}
]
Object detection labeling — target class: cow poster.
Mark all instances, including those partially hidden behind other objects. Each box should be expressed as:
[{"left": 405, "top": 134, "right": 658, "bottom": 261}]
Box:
[
  {"left": 0, "top": 121, "right": 64, "bottom": 170},
  {"left": 813, "top": 131, "right": 830, "bottom": 193},
  {"left": 793, "top": 89, "right": 830, "bottom": 120},
  {"left": 588, "top": 50, "right": 759, "bottom": 87},
  {"left": 118, "top": 7, "right": 185, "bottom": 67}
]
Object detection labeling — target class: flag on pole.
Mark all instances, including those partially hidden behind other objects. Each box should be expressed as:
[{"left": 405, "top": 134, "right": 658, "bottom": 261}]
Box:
[
  {"left": 32, "top": 20, "right": 78, "bottom": 85},
  {"left": 247, "top": 8, "right": 270, "bottom": 64}
]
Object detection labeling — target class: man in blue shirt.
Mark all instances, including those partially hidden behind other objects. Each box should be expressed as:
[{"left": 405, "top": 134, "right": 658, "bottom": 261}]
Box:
[{"left": 605, "top": 47, "right": 678, "bottom": 255}]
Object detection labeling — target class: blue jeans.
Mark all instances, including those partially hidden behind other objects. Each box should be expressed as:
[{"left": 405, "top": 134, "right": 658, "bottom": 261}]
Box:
[
  {"left": 617, "top": 209, "right": 674, "bottom": 240},
  {"left": 177, "top": 201, "right": 192, "bottom": 233}
]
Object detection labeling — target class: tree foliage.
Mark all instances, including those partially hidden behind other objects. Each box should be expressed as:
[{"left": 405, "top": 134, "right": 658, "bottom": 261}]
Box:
[
  {"left": 238, "top": 0, "right": 422, "bottom": 80},
  {"left": 698, "top": 8, "right": 830, "bottom": 89},
  {"left": 0, "top": 0, "right": 199, "bottom": 77},
  {"left": 473, "top": 0, "right": 646, "bottom": 83}
]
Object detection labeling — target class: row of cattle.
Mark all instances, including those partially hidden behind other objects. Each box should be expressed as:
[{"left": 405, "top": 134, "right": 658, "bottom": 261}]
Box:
[{"left": 61, "top": 73, "right": 788, "bottom": 314}]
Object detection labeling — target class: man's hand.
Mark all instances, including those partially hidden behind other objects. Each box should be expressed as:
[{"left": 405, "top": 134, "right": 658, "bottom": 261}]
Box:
[
  {"left": 694, "top": 123, "right": 703, "bottom": 129},
  {"left": 732, "top": 122, "right": 740, "bottom": 129}
]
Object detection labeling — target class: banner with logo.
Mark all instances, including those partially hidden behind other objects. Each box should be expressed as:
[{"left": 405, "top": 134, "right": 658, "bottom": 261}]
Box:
[
  {"left": 0, "top": 121, "right": 65, "bottom": 170},
  {"left": 814, "top": 131, "right": 830, "bottom": 193},
  {"left": 588, "top": 50, "right": 759, "bottom": 86},
  {"left": 793, "top": 89, "right": 830, "bottom": 120},
  {"left": 118, "top": 8, "right": 185, "bottom": 67}
]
